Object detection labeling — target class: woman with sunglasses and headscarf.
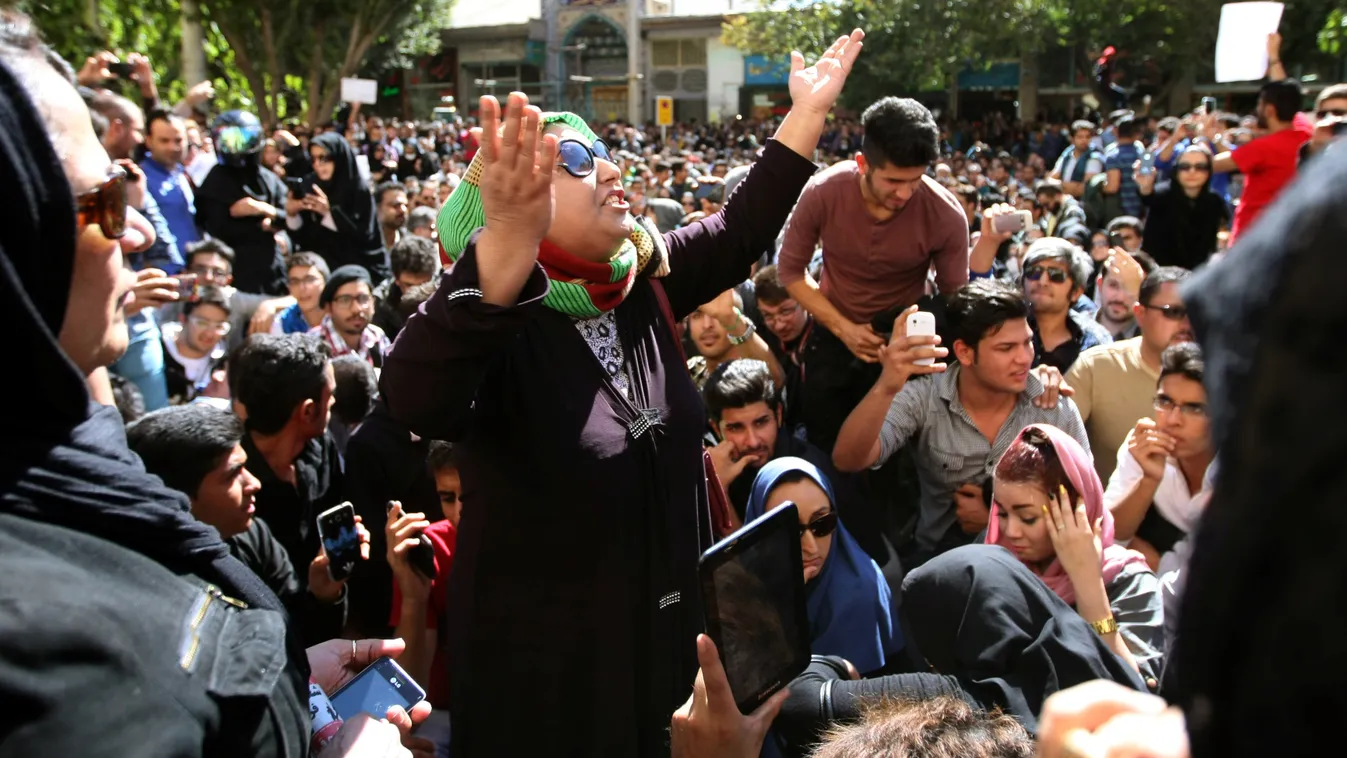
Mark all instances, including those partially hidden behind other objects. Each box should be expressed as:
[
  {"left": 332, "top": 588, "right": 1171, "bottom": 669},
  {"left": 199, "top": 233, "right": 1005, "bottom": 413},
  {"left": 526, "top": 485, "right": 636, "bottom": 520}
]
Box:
[
  {"left": 381, "top": 31, "right": 865, "bottom": 758},
  {"left": 286, "top": 133, "right": 389, "bottom": 283},
  {"left": 1136, "top": 144, "right": 1230, "bottom": 270},
  {"left": 744, "top": 458, "right": 903, "bottom": 677},
  {"left": 987, "top": 423, "right": 1166, "bottom": 690}
]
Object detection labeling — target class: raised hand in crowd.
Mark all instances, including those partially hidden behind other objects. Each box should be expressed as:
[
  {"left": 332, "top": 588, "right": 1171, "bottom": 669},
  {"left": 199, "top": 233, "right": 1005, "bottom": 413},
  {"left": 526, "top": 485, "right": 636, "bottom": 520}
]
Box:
[
  {"left": 671, "top": 634, "right": 789, "bottom": 758},
  {"left": 971, "top": 202, "right": 1019, "bottom": 273},
  {"left": 124, "top": 267, "right": 181, "bottom": 313},
  {"left": 1128, "top": 418, "right": 1175, "bottom": 482},
  {"left": 304, "top": 184, "right": 333, "bottom": 217},
  {"left": 474, "top": 92, "right": 559, "bottom": 307},
  {"left": 876, "top": 304, "right": 947, "bottom": 393},
  {"left": 1134, "top": 159, "right": 1157, "bottom": 195},
  {"left": 1038, "top": 679, "right": 1189, "bottom": 758},
  {"left": 385, "top": 502, "right": 433, "bottom": 603},
  {"left": 184, "top": 80, "right": 215, "bottom": 109},
  {"left": 76, "top": 50, "right": 117, "bottom": 87},
  {"left": 116, "top": 158, "right": 147, "bottom": 211}
]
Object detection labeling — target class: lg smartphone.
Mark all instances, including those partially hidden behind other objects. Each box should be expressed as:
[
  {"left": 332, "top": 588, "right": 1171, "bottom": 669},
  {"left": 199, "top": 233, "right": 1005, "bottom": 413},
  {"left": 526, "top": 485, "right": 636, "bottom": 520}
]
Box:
[
  {"left": 329, "top": 656, "right": 426, "bottom": 721},
  {"left": 1138, "top": 152, "right": 1156, "bottom": 176},
  {"left": 699, "top": 503, "right": 810, "bottom": 715},
  {"left": 316, "top": 502, "right": 360, "bottom": 582},
  {"left": 991, "top": 209, "right": 1034, "bottom": 236},
  {"left": 1202, "top": 96, "right": 1218, "bottom": 115},
  {"left": 905, "top": 311, "right": 938, "bottom": 366}
]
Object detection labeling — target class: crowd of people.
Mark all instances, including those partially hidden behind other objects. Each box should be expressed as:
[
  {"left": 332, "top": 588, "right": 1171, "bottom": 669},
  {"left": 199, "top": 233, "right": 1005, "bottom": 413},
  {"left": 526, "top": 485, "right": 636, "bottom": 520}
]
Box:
[{"left": 4, "top": 5, "right": 1347, "bottom": 757}]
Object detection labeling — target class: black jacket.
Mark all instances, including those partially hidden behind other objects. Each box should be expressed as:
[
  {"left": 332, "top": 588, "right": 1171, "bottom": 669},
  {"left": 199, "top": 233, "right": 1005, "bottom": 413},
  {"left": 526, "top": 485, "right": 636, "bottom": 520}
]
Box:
[{"left": 229, "top": 516, "right": 347, "bottom": 645}]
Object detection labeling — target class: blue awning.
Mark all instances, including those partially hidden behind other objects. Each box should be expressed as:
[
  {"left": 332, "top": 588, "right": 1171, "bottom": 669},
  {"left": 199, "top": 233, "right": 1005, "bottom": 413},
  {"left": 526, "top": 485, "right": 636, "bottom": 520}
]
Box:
[{"left": 958, "top": 62, "right": 1020, "bottom": 90}]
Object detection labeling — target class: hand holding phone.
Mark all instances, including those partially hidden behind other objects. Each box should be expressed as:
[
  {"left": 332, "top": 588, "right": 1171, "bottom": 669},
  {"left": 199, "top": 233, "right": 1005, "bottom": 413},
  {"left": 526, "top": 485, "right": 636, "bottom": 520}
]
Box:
[
  {"left": 316, "top": 503, "right": 362, "bottom": 582},
  {"left": 384, "top": 502, "right": 437, "bottom": 586},
  {"left": 991, "top": 209, "right": 1034, "bottom": 235},
  {"left": 905, "top": 311, "right": 938, "bottom": 366},
  {"left": 328, "top": 656, "right": 427, "bottom": 721}
]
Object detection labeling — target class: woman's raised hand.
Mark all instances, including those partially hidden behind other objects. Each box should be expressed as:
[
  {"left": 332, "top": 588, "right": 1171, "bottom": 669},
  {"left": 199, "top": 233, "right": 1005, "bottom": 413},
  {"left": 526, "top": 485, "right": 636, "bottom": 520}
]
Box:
[
  {"left": 477, "top": 93, "right": 558, "bottom": 253},
  {"left": 1044, "top": 484, "right": 1103, "bottom": 583},
  {"left": 787, "top": 29, "right": 864, "bottom": 116}
]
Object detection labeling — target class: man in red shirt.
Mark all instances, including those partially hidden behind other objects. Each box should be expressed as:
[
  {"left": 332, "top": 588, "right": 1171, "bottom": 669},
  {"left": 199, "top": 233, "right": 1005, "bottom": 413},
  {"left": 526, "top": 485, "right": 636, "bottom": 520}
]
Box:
[{"left": 1208, "top": 79, "right": 1312, "bottom": 242}]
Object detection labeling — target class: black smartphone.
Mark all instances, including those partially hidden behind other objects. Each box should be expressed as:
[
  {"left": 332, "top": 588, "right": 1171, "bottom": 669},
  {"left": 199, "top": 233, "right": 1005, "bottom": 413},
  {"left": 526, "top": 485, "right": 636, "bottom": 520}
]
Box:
[
  {"left": 1202, "top": 96, "right": 1218, "bottom": 115},
  {"left": 329, "top": 656, "right": 426, "bottom": 720},
  {"left": 698, "top": 503, "right": 810, "bottom": 715},
  {"left": 1109, "top": 231, "right": 1125, "bottom": 249},
  {"left": 107, "top": 61, "right": 134, "bottom": 78},
  {"left": 316, "top": 502, "right": 360, "bottom": 582},
  {"left": 386, "top": 501, "right": 436, "bottom": 580},
  {"left": 285, "top": 176, "right": 313, "bottom": 197}
]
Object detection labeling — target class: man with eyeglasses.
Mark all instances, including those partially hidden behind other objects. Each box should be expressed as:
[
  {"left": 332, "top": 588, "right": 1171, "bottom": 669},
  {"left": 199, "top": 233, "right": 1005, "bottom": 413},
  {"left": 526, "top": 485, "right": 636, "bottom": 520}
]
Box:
[
  {"left": 162, "top": 238, "right": 296, "bottom": 350},
  {"left": 310, "top": 264, "right": 390, "bottom": 367},
  {"left": 1103, "top": 341, "right": 1214, "bottom": 571},
  {"left": 1067, "top": 266, "right": 1194, "bottom": 484},
  {"left": 161, "top": 284, "right": 232, "bottom": 404},
  {"left": 1021, "top": 238, "right": 1112, "bottom": 373},
  {"left": 752, "top": 264, "right": 817, "bottom": 438}
]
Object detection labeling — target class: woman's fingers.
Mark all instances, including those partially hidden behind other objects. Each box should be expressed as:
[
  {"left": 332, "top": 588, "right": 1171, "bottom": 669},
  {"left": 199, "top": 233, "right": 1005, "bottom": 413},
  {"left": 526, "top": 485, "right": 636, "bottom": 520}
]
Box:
[
  {"left": 517, "top": 104, "right": 541, "bottom": 174},
  {"left": 532, "top": 132, "right": 559, "bottom": 194},
  {"left": 478, "top": 96, "right": 500, "bottom": 164},
  {"left": 498, "top": 92, "right": 526, "bottom": 169}
]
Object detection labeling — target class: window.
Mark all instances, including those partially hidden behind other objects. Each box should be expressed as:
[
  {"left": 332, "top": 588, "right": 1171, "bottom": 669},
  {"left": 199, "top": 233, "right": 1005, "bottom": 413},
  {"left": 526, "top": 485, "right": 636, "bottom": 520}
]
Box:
[
  {"left": 652, "top": 38, "right": 707, "bottom": 68},
  {"left": 653, "top": 40, "right": 680, "bottom": 68},
  {"left": 680, "top": 39, "right": 706, "bottom": 66}
]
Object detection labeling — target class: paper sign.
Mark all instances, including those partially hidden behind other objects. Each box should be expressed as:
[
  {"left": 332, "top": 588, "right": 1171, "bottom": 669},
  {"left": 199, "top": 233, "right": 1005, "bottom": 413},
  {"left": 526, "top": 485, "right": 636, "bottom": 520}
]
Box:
[
  {"left": 1215, "top": 2, "right": 1284, "bottom": 83},
  {"left": 355, "top": 154, "right": 371, "bottom": 184},
  {"left": 340, "top": 77, "right": 379, "bottom": 105}
]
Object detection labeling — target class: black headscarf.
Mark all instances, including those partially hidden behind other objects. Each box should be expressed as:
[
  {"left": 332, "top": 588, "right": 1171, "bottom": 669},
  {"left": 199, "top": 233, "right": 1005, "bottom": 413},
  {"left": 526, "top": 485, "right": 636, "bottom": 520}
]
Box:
[
  {"left": 303, "top": 132, "right": 384, "bottom": 279},
  {"left": 1141, "top": 148, "right": 1228, "bottom": 270},
  {"left": 1175, "top": 137, "right": 1347, "bottom": 758},
  {"left": 310, "top": 132, "right": 373, "bottom": 225},
  {"left": 0, "top": 58, "right": 282, "bottom": 614},
  {"left": 902, "top": 545, "right": 1146, "bottom": 733}
]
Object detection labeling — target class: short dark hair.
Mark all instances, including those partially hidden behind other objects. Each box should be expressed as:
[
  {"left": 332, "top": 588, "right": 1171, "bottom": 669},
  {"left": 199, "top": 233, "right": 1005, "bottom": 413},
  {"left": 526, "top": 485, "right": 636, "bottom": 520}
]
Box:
[
  {"left": 228, "top": 334, "right": 330, "bottom": 435},
  {"left": 1160, "top": 341, "right": 1204, "bottom": 384},
  {"left": 390, "top": 235, "right": 439, "bottom": 278},
  {"left": 330, "top": 354, "right": 377, "bottom": 427},
  {"left": 286, "top": 252, "right": 330, "bottom": 281},
  {"left": 1114, "top": 114, "right": 1137, "bottom": 139},
  {"left": 426, "top": 439, "right": 458, "bottom": 474},
  {"left": 860, "top": 97, "right": 939, "bottom": 169},
  {"left": 947, "top": 279, "right": 1030, "bottom": 352},
  {"left": 1316, "top": 83, "right": 1347, "bottom": 108},
  {"left": 183, "top": 284, "right": 232, "bottom": 318},
  {"left": 702, "top": 359, "right": 779, "bottom": 423},
  {"left": 751, "top": 264, "right": 791, "bottom": 306},
  {"left": 126, "top": 405, "right": 244, "bottom": 499},
  {"left": 671, "top": 160, "right": 687, "bottom": 173},
  {"left": 655, "top": 161, "right": 671, "bottom": 173},
  {"left": 1035, "top": 178, "right": 1064, "bottom": 197},
  {"left": 407, "top": 206, "right": 437, "bottom": 234},
  {"left": 1138, "top": 266, "right": 1191, "bottom": 306},
  {"left": 1130, "top": 250, "right": 1158, "bottom": 275},
  {"left": 1259, "top": 78, "right": 1304, "bottom": 122},
  {"left": 146, "top": 108, "right": 181, "bottom": 136},
  {"left": 811, "top": 696, "right": 1032, "bottom": 758},
  {"left": 1070, "top": 119, "right": 1095, "bottom": 136},
  {"left": 1107, "top": 215, "right": 1144, "bottom": 236},
  {"left": 107, "top": 372, "right": 146, "bottom": 424},
  {"left": 375, "top": 180, "right": 406, "bottom": 206},
  {"left": 952, "top": 184, "right": 980, "bottom": 208},
  {"left": 186, "top": 238, "right": 235, "bottom": 269}
]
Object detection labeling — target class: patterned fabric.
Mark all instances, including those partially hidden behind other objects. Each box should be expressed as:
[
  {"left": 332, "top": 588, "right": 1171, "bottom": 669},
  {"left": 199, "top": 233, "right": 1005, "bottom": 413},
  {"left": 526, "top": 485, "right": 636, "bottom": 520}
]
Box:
[
  {"left": 435, "top": 111, "right": 669, "bottom": 318},
  {"left": 308, "top": 315, "right": 390, "bottom": 366},
  {"left": 571, "top": 310, "right": 630, "bottom": 399}
]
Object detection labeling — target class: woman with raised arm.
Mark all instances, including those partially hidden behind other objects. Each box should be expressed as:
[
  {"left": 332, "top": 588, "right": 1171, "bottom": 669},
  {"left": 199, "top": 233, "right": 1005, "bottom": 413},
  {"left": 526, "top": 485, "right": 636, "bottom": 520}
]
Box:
[{"left": 380, "top": 30, "right": 865, "bottom": 757}]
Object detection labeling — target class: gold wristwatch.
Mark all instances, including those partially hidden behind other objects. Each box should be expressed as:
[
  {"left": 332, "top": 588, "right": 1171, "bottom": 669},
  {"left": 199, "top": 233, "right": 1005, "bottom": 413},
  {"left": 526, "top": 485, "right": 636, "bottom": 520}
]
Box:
[{"left": 1090, "top": 615, "right": 1119, "bottom": 635}]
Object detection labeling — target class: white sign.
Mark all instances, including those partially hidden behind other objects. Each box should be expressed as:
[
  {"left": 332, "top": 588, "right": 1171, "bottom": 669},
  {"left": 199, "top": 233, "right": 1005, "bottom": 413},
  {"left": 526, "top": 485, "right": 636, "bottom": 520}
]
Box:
[
  {"left": 340, "top": 77, "right": 379, "bottom": 105},
  {"left": 1215, "top": 2, "right": 1284, "bottom": 83}
]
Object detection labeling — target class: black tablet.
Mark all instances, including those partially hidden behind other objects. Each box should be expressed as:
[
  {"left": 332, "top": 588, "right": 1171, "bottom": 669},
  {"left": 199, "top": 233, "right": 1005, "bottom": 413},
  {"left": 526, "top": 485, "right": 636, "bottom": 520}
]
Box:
[{"left": 698, "top": 502, "right": 811, "bottom": 715}]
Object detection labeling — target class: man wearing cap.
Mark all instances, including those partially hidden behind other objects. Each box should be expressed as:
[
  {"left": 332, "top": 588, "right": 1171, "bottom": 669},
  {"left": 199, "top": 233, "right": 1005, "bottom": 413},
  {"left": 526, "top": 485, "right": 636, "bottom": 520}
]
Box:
[
  {"left": 1093, "top": 250, "right": 1146, "bottom": 339},
  {"left": 309, "top": 264, "right": 390, "bottom": 367}
]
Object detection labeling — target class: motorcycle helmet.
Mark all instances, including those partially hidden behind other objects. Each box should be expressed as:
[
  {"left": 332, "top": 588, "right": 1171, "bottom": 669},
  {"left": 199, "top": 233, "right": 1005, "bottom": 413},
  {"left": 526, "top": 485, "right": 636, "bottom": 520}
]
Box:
[{"left": 211, "top": 110, "right": 264, "bottom": 168}]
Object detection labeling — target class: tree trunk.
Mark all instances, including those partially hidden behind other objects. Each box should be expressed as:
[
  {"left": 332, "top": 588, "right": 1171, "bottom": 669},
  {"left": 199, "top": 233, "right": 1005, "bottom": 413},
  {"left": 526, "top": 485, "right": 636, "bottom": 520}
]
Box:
[
  {"left": 1167, "top": 64, "right": 1196, "bottom": 117},
  {"left": 315, "top": 20, "right": 383, "bottom": 125},
  {"left": 303, "top": 18, "right": 326, "bottom": 125},
  {"left": 261, "top": 7, "right": 283, "bottom": 126},
  {"left": 215, "top": 19, "right": 274, "bottom": 127},
  {"left": 1018, "top": 47, "right": 1039, "bottom": 122},
  {"left": 179, "top": 0, "right": 209, "bottom": 88}
]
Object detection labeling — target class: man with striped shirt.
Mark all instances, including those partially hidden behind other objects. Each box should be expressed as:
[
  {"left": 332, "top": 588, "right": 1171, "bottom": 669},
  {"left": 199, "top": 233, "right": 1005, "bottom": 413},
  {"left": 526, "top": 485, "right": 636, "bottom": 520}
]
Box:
[{"left": 833, "top": 280, "right": 1090, "bottom": 565}]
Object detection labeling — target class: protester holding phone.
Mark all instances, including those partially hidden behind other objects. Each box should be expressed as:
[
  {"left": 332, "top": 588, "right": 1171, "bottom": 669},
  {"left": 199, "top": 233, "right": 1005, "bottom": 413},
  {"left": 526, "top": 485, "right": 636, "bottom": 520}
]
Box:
[
  {"left": 288, "top": 133, "right": 389, "bottom": 283},
  {"left": 1136, "top": 144, "right": 1229, "bottom": 270},
  {"left": 382, "top": 30, "right": 865, "bottom": 756}
]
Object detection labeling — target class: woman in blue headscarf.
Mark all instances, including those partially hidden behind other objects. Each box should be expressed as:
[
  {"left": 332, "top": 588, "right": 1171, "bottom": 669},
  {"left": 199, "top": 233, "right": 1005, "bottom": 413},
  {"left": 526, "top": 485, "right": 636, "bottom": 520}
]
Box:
[{"left": 745, "top": 457, "right": 903, "bottom": 675}]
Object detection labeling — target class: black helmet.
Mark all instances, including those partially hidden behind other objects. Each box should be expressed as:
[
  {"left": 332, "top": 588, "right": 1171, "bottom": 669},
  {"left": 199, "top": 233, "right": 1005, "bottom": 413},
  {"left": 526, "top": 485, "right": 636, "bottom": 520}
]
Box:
[{"left": 211, "top": 110, "right": 264, "bottom": 168}]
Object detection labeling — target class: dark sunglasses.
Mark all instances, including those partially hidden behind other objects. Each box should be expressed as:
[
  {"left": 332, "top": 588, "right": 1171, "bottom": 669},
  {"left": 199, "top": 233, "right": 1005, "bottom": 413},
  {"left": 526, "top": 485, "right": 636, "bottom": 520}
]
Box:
[
  {"left": 1175, "top": 161, "right": 1211, "bottom": 173},
  {"left": 311, "top": 153, "right": 333, "bottom": 164},
  {"left": 1025, "top": 265, "right": 1070, "bottom": 284},
  {"left": 799, "top": 511, "right": 839, "bottom": 539},
  {"left": 77, "top": 163, "right": 128, "bottom": 239},
  {"left": 557, "top": 138, "right": 613, "bottom": 178},
  {"left": 1316, "top": 108, "right": 1347, "bottom": 120},
  {"left": 1144, "top": 303, "right": 1188, "bottom": 321}
]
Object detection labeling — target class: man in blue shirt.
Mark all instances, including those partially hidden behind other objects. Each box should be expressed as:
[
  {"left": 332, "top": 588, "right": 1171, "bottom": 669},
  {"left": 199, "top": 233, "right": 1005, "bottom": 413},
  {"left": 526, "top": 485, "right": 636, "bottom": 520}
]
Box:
[
  {"left": 139, "top": 110, "right": 198, "bottom": 273},
  {"left": 1104, "top": 113, "right": 1144, "bottom": 218}
]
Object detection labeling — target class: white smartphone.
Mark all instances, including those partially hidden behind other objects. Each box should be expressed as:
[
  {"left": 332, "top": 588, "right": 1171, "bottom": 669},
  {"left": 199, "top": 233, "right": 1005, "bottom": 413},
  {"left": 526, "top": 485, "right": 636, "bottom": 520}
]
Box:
[
  {"left": 905, "top": 311, "right": 937, "bottom": 366},
  {"left": 992, "top": 209, "right": 1034, "bottom": 235}
]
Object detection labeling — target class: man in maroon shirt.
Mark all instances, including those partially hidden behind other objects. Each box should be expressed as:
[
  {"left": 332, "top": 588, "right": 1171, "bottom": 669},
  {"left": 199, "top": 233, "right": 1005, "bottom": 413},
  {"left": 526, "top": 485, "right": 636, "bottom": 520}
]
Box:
[{"left": 777, "top": 96, "right": 969, "bottom": 451}]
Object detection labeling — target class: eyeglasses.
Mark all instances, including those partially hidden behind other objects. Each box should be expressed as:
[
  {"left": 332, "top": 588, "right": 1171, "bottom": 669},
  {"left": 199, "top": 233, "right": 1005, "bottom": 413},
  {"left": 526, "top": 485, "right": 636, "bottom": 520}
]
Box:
[
  {"left": 288, "top": 275, "right": 323, "bottom": 287},
  {"left": 1175, "top": 162, "right": 1211, "bottom": 173},
  {"left": 1143, "top": 303, "right": 1188, "bottom": 321},
  {"left": 761, "top": 304, "right": 801, "bottom": 326},
  {"left": 1155, "top": 394, "right": 1207, "bottom": 418},
  {"left": 311, "top": 153, "right": 333, "bottom": 164},
  {"left": 188, "top": 315, "right": 232, "bottom": 334},
  {"left": 188, "top": 264, "right": 231, "bottom": 280},
  {"left": 799, "top": 511, "right": 839, "bottom": 539},
  {"left": 77, "top": 163, "right": 128, "bottom": 239},
  {"left": 556, "top": 138, "right": 613, "bottom": 178},
  {"left": 1317, "top": 108, "right": 1347, "bottom": 120},
  {"left": 1024, "top": 265, "right": 1070, "bottom": 284},
  {"left": 333, "top": 293, "right": 373, "bottom": 308}
]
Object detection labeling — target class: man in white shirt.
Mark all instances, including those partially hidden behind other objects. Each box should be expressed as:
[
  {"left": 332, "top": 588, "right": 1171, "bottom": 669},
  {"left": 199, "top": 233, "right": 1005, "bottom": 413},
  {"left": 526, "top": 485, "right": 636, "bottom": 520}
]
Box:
[
  {"left": 161, "top": 285, "right": 231, "bottom": 404},
  {"left": 1103, "top": 342, "right": 1214, "bottom": 569}
]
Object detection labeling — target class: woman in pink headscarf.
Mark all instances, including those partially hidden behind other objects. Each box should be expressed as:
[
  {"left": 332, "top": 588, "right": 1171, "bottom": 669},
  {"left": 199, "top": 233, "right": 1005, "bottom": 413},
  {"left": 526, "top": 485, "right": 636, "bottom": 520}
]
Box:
[{"left": 987, "top": 423, "right": 1166, "bottom": 691}]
